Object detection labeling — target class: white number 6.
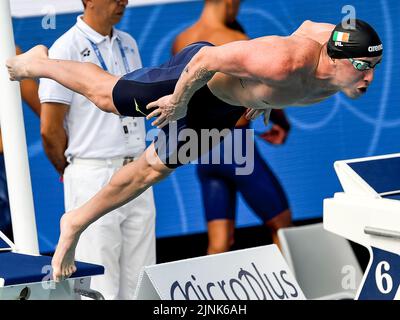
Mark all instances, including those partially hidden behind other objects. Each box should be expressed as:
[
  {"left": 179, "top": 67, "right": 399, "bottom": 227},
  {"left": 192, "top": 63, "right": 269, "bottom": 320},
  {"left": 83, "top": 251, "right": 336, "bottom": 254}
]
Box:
[{"left": 375, "top": 261, "right": 393, "bottom": 294}]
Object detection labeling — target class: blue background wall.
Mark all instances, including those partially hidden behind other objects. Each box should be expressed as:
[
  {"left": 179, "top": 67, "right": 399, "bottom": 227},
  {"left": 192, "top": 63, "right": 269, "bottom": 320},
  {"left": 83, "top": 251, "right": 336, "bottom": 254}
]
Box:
[{"left": 12, "top": 0, "right": 400, "bottom": 253}]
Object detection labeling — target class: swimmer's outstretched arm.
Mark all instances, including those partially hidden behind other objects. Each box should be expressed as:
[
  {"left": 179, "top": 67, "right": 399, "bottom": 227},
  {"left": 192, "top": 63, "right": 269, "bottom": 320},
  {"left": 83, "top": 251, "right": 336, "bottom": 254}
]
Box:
[{"left": 146, "top": 37, "right": 302, "bottom": 127}]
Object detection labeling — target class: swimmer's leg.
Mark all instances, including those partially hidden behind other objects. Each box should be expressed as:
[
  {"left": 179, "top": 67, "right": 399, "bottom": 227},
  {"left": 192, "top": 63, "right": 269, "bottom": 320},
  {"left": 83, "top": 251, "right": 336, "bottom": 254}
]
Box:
[
  {"left": 6, "top": 45, "right": 121, "bottom": 114},
  {"left": 207, "top": 219, "right": 235, "bottom": 254},
  {"left": 6, "top": 43, "right": 211, "bottom": 118},
  {"left": 51, "top": 143, "right": 174, "bottom": 282},
  {"left": 265, "top": 209, "right": 293, "bottom": 250}
]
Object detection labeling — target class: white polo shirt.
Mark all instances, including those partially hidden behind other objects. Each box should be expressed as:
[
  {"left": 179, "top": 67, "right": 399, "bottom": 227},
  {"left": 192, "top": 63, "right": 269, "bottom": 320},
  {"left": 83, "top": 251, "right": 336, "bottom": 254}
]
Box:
[{"left": 39, "top": 16, "right": 146, "bottom": 159}]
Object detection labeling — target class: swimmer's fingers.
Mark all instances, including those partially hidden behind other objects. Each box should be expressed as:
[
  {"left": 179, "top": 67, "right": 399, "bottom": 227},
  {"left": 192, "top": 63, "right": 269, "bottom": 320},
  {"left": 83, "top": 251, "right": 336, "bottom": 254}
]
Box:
[
  {"left": 146, "top": 100, "right": 159, "bottom": 112},
  {"left": 247, "top": 109, "right": 259, "bottom": 120},
  {"left": 263, "top": 108, "right": 272, "bottom": 125},
  {"left": 146, "top": 100, "right": 167, "bottom": 124},
  {"left": 245, "top": 108, "right": 254, "bottom": 120},
  {"left": 157, "top": 118, "right": 170, "bottom": 129},
  {"left": 245, "top": 108, "right": 264, "bottom": 120},
  {"left": 151, "top": 114, "right": 167, "bottom": 128},
  {"left": 146, "top": 108, "right": 162, "bottom": 120}
]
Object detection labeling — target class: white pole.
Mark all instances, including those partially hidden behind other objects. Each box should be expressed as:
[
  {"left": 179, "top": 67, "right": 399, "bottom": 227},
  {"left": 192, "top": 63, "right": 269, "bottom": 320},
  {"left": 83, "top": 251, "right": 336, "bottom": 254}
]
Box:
[{"left": 0, "top": 0, "right": 39, "bottom": 255}]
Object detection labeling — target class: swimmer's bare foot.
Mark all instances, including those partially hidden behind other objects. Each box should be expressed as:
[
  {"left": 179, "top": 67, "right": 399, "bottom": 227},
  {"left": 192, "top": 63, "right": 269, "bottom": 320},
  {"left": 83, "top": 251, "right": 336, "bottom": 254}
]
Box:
[
  {"left": 6, "top": 45, "right": 48, "bottom": 81},
  {"left": 51, "top": 211, "right": 81, "bottom": 282}
]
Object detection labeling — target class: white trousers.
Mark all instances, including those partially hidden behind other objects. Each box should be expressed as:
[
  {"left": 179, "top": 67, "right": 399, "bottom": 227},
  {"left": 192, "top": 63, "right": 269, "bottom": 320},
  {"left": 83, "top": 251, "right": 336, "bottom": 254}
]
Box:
[{"left": 63, "top": 161, "right": 156, "bottom": 300}]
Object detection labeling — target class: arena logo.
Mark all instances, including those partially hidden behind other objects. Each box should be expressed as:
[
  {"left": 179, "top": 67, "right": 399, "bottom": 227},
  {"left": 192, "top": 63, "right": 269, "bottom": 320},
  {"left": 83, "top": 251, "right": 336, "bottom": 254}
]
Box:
[
  {"left": 169, "top": 262, "right": 299, "bottom": 300},
  {"left": 368, "top": 44, "right": 383, "bottom": 52},
  {"left": 145, "top": 122, "right": 255, "bottom": 175}
]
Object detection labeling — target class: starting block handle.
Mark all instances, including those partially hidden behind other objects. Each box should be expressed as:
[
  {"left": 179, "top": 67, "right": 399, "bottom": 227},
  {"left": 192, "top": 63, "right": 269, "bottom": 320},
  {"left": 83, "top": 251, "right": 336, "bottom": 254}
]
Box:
[
  {"left": 74, "top": 288, "right": 105, "bottom": 300},
  {"left": 364, "top": 226, "right": 400, "bottom": 240}
]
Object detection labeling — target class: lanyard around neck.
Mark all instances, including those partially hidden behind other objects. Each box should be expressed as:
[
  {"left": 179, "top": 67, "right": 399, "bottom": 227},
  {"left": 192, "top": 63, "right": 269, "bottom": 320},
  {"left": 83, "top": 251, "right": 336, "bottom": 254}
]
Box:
[{"left": 87, "top": 37, "right": 130, "bottom": 73}]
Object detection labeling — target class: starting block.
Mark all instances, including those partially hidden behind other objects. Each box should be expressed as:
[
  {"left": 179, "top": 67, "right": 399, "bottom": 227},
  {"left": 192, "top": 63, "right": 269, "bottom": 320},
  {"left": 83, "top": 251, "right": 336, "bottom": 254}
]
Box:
[
  {"left": 0, "top": 232, "right": 105, "bottom": 300},
  {"left": 324, "top": 153, "right": 400, "bottom": 300}
]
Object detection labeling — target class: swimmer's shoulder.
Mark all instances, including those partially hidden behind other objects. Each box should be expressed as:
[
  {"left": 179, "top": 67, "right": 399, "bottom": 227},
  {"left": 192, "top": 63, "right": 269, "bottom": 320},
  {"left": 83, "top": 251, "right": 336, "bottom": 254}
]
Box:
[
  {"left": 292, "top": 20, "right": 335, "bottom": 45},
  {"left": 250, "top": 35, "right": 321, "bottom": 77}
]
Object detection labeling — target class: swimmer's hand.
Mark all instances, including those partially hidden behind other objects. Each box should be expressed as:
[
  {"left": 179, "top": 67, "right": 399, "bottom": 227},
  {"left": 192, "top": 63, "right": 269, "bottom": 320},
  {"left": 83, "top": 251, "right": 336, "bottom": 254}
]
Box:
[
  {"left": 146, "top": 94, "right": 187, "bottom": 128},
  {"left": 245, "top": 108, "right": 272, "bottom": 126}
]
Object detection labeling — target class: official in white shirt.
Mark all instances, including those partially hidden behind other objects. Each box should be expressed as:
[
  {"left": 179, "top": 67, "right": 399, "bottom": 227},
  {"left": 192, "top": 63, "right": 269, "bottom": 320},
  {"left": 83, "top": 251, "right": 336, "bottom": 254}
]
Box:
[{"left": 39, "top": 0, "right": 156, "bottom": 300}]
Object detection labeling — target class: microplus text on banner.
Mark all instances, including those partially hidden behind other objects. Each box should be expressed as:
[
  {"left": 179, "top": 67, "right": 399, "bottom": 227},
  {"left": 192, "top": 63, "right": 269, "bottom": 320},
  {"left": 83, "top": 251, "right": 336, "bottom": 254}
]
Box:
[{"left": 134, "top": 245, "right": 306, "bottom": 300}]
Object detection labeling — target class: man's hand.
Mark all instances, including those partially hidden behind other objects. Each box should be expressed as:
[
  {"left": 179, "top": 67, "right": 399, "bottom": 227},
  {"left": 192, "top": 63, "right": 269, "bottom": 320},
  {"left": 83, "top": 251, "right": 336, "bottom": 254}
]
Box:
[
  {"left": 259, "top": 124, "right": 289, "bottom": 145},
  {"left": 146, "top": 94, "right": 188, "bottom": 128}
]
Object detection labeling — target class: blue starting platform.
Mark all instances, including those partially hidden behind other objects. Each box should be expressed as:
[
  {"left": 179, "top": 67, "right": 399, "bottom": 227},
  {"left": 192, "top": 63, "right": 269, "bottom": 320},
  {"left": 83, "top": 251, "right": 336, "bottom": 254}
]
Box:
[
  {"left": 0, "top": 252, "right": 104, "bottom": 286},
  {"left": 0, "top": 233, "right": 105, "bottom": 300}
]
